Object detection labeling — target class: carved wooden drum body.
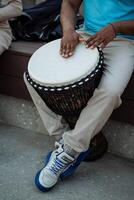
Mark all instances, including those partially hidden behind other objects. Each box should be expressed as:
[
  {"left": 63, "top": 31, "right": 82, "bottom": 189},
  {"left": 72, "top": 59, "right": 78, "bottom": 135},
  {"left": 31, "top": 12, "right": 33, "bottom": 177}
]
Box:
[{"left": 26, "top": 39, "right": 104, "bottom": 128}]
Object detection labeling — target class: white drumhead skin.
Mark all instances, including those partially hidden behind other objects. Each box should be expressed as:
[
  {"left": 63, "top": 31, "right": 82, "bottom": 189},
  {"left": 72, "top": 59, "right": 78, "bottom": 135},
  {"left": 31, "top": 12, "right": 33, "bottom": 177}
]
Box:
[{"left": 28, "top": 39, "right": 99, "bottom": 86}]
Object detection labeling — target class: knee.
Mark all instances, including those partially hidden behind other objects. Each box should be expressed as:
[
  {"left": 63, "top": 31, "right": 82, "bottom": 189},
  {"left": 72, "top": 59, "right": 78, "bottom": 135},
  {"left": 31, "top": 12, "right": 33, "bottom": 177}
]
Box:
[
  {"left": 105, "top": 87, "right": 121, "bottom": 99},
  {"left": 95, "top": 87, "right": 122, "bottom": 108},
  {"left": 0, "top": 45, "right": 5, "bottom": 55},
  {"left": 0, "top": 41, "right": 10, "bottom": 55},
  {"left": 0, "top": 31, "right": 12, "bottom": 55}
]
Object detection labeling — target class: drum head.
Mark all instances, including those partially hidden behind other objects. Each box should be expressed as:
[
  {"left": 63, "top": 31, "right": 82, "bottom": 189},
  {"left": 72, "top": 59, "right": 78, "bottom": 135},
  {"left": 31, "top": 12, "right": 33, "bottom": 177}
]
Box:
[{"left": 28, "top": 39, "right": 99, "bottom": 86}]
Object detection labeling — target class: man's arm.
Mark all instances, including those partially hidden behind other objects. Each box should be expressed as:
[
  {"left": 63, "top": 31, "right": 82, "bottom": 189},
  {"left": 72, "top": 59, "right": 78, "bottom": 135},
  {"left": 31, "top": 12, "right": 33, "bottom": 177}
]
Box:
[
  {"left": 0, "top": 0, "right": 22, "bottom": 22},
  {"left": 60, "top": 0, "right": 82, "bottom": 58},
  {"left": 86, "top": 20, "right": 134, "bottom": 49},
  {"left": 113, "top": 20, "right": 134, "bottom": 35},
  {"left": 61, "top": 0, "right": 82, "bottom": 34}
]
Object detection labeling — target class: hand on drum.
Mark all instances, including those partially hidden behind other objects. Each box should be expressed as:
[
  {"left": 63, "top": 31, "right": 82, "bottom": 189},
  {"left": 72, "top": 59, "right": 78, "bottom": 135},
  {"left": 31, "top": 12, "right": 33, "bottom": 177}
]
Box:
[
  {"left": 60, "top": 30, "right": 79, "bottom": 58},
  {"left": 60, "top": 24, "right": 116, "bottom": 58},
  {"left": 85, "top": 24, "right": 116, "bottom": 49}
]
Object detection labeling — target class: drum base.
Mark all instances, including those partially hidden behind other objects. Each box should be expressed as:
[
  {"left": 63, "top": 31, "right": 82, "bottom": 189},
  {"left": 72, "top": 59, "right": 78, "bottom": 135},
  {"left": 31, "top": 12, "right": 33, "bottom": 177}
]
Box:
[{"left": 84, "top": 132, "right": 108, "bottom": 162}]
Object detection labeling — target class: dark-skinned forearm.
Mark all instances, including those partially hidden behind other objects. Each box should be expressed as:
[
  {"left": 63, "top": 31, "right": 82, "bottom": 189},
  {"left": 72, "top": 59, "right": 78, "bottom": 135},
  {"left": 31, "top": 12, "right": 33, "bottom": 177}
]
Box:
[
  {"left": 60, "top": 0, "right": 81, "bottom": 34},
  {"left": 112, "top": 20, "right": 134, "bottom": 35}
]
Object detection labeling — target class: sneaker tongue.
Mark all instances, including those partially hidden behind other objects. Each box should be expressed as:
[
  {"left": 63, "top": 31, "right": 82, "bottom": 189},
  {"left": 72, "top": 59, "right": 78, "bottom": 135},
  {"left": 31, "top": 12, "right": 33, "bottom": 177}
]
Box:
[
  {"left": 55, "top": 141, "right": 74, "bottom": 163},
  {"left": 57, "top": 152, "right": 74, "bottom": 164}
]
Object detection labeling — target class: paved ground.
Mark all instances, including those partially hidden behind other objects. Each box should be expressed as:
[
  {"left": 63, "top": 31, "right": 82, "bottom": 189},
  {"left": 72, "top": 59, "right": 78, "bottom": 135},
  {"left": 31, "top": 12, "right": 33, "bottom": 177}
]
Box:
[{"left": 0, "top": 123, "right": 134, "bottom": 200}]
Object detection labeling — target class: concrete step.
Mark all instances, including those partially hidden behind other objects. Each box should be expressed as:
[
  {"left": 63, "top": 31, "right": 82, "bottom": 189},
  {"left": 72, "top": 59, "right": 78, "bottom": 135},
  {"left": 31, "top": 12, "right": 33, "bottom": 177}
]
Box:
[
  {"left": 0, "top": 123, "right": 134, "bottom": 200},
  {"left": 0, "top": 94, "right": 134, "bottom": 160}
]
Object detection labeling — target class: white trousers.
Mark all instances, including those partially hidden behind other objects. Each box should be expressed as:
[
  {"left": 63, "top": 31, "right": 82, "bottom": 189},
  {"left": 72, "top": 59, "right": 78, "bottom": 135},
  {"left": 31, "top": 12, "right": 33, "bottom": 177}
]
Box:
[
  {"left": 0, "top": 28, "right": 12, "bottom": 55},
  {"left": 24, "top": 35, "right": 134, "bottom": 153}
]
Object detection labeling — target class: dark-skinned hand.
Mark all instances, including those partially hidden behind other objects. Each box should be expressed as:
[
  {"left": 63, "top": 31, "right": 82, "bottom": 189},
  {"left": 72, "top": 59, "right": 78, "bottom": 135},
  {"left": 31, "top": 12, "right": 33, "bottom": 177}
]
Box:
[
  {"left": 85, "top": 24, "right": 116, "bottom": 49},
  {"left": 60, "top": 24, "right": 116, "bottom": 58},
  {"left": 60, "top": 30, "right": 80, "bottom": 58}
]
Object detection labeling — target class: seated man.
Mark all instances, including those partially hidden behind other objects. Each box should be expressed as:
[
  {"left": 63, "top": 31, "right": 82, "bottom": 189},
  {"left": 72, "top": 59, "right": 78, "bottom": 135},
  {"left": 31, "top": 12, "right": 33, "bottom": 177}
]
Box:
[
  {"left": 24, "top": 0, "right": 134, "bottom": 192},
  {"left": 0, "top": 0, "right": 22, "bottom": 55}
]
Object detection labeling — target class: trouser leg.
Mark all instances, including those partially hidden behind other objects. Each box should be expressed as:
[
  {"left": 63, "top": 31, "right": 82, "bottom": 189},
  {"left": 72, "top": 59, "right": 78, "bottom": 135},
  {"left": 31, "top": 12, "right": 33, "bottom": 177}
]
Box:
[
  {"left": 24, "top": 73, "right": 70, "bottom": 139},
  {"left": 63, "top": 39, "right": 134, "bottom": 153},
  {"left": 0, "top": 29, "right": 12, "bottom": 55}
]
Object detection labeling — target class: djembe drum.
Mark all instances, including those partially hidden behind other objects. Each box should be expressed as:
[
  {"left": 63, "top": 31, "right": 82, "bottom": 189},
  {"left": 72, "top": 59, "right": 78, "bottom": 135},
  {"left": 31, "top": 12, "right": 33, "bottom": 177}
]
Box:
[{"left": 26, "top": 39, "right": 108, "bottom": 161}]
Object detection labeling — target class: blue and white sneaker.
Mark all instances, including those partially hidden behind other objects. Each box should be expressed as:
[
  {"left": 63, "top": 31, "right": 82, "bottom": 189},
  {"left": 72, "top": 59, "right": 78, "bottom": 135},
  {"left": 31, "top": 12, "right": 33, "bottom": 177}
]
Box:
[
  {"left": 35, "top": 142, "right": 90, "bottom": 192},
  {"left": 35, "top": 142, "right": 74, "bottom": 192}
]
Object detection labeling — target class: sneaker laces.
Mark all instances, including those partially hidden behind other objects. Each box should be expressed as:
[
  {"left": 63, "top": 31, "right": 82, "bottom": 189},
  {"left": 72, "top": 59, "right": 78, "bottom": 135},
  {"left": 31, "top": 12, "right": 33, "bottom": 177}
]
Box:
[
  {"left": 49, "top": 156, "right": 67, "bottom": 175},
  {"left": 48, "top": 142, "right": 73, "bottom": 176}
]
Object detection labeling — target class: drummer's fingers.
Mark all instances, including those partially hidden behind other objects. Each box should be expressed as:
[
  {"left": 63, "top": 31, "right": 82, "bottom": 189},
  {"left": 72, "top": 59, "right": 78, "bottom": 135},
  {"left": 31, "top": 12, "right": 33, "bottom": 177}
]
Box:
[
  {"left": 60, "top": 43, "right": 68, "bottom": 56},
  {"left": 65, "top": 43, "right": 72, "bottom": 57},
  {"left": 85, "top": 34, "right": 105, "bottom": 48},
  {"left": 85, "top": 35, "right": 97, "bottom": 47},
  {"left": 87, "top": 37, "right": 104, "bottom": 49},
  {"left": 68, "top": 42, "right": 78, "bottom": 56},
  {"left": 85, "top": 38, "right": 99, "bottom": 48},
  {"left": 60, "top": 38, "right": 78, "bottom": 57},
  {"left": 66, "top": 44, "right": 76, "bottom": 57},
  {"left": 61, "top": 43, "right": 71, "bottom": 58},
  {"left": 69, "top": 44, "right": 75, "bottom": 56},
  {"left": 60, "top": 46, "right": 63, "bottom": 55},
  {"left": 60, "top": 39, "right": 68, "bottom": 54},
  {"left": 90, "top": 38, "right": 105, "bottom": 49},
  {"left": 60, "top": 42, "right": 64, "bottom": 55},
  {"left": 63, "top": 43, "right": 76, "bottom": 58},
  {"left": 99, "top": 41, "right": 107, "bottom": 49}
]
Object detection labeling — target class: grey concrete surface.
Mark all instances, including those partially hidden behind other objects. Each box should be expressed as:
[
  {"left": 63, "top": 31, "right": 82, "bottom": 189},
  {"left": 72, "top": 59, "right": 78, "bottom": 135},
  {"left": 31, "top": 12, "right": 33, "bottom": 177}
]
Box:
[
  {"left": 103, "top": 120, "right": 134, "bottom": 160},
  {"left": 0, "top": 94, "right": 47, "bottom": 135},
  {"left": 0, "top": 123, "right": 134, "bottom": 200},
  {"left": 0, "top": 94, "right": 134, "bottom": 160}
]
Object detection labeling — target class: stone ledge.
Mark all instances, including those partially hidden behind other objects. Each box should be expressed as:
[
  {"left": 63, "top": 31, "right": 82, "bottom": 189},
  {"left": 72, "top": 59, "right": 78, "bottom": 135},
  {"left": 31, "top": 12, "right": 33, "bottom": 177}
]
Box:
[
  {"left": 0, "top": 40, "right": 134, "bottom": 124},
  {"left": 103, "top": 120, "right": 134, "bottom": 160},
  {"left": 0, "top": 94, "right": 133, "bottom": 160}
]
